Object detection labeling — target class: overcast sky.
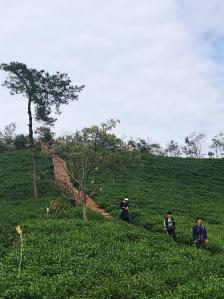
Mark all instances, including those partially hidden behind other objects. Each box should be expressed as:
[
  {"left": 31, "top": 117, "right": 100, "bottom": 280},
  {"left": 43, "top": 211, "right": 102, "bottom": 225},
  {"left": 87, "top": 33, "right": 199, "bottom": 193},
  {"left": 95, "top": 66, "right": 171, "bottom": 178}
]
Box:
[{"left": 0, "top": 0, "right": 224, "bottom": 148}]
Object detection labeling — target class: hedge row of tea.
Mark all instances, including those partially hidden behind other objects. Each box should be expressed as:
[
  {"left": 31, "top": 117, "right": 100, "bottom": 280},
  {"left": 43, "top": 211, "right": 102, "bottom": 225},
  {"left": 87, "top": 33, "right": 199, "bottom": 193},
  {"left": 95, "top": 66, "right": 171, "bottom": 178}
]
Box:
[
  {"left": 1, "top": 150, "right": 224, "bottom": 298},
  {"left": 89, "top": 152, "right": 224, "bottom": 296},
  {"left": 0, "top": 150, "right": 59, "bottom": 259},
  {"left": 94, "top": 153, "right": 224, "bottom": 245},
  {"left": 2, "top": 217, "right": 224, "bottom": 299}
]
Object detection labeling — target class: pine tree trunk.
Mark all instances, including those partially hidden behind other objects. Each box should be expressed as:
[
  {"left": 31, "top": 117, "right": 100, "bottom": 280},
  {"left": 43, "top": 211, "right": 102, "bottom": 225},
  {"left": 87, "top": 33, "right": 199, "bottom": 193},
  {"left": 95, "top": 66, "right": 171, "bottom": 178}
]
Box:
[
  {"left": 32, "top": 147, "right": 38, "bottom": 198},
  {"left": 28, "top": 98, "right": 38, "bottom": 198},
  {"left": 82, "top": 190, "right": 87, "bottom": 221}
]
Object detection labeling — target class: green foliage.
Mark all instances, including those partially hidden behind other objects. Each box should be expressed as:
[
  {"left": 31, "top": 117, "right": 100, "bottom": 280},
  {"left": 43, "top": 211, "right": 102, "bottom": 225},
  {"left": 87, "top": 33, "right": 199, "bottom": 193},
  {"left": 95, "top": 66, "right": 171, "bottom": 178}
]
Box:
[
  {"left": 35, "top": 127, "right": 55, "bottom": 146},
  {"left": 13, "top": 134, "right": 29, "bottom": 150},
  {"left": 183, "top": 132, "right": 206, "bottom": 158},
  {"left": 48, "top": 198, "right": 67, "bottom": 215},
  {"left": 210, "top": 133, "right": 224, "bottom": 158},
  {"left": 0, "top": 122, "right": 29, "bottom": 152},
  {"left": 0, "top": 123, "right": 17, "bottom": 152},
  {"left": 0, "top": 150, "right": 58, "bottom": 257},
  {"left": 1, "top": 123, "right": 16, "bottom": 147}
]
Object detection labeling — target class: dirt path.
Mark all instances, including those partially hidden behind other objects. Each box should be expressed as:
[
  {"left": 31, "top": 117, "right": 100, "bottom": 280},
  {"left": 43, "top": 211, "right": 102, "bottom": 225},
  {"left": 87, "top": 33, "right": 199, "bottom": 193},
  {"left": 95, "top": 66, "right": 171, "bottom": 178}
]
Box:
[
  {"left": 52, "top": 154, "right": 112, "bottom": 220},
  {"left": 86, "top": 197, "right": 112, "bottom": 219},
  {"left": 52, "top": 155, "right": 81, "bottom": 202}
]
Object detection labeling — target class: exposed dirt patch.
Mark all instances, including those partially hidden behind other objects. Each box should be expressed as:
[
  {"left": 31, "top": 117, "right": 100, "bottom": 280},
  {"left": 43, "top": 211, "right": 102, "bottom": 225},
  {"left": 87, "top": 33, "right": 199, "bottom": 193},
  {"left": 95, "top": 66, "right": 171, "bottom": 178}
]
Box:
[{"left": 52, "top": 155, "right": 81, "bottom": 203}]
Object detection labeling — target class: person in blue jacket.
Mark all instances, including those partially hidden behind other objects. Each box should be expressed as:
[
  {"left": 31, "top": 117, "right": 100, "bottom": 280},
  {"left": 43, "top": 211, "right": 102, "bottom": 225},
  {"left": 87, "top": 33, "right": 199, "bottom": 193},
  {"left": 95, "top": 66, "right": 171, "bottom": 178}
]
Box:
[
  {"left": 192, "top": 218, "right": 208, "bottom": 248},
  {"left": 119, "top": 198, "right": 129, "bottom": 222}
]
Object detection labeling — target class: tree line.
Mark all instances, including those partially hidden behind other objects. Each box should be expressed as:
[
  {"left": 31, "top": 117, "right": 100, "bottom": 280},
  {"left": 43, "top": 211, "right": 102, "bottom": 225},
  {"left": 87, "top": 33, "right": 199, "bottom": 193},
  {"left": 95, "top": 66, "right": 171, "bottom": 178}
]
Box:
[
  {"left": 1, "top": 123, "right": 223, "bottom": 159},
  {"left": 126, "top": 133, "right": 224, "bottom": 159},
  {"left": 0, "top": 123, "right": 54, "bottom": 152}
]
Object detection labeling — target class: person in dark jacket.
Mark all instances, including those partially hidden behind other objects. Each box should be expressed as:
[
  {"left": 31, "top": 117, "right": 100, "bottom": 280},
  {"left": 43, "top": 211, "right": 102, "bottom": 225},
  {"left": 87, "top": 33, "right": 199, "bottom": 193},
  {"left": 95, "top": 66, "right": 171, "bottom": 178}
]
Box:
[
  {"left": 119, "top": 198, "right": 129, "bottom": 222},
  {"left": 192, "top": 218, "right": 208, "bottom": 248},
  {"left": 164, "top": 211, "right": 176, "bottom": 240}
]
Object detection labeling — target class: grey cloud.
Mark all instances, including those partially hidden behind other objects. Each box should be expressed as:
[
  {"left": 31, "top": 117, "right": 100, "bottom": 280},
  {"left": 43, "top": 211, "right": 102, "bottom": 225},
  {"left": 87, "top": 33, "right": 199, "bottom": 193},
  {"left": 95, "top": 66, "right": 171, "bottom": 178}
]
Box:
[{"left": 0, "top": 0, "right": 224, "bottom": 149}]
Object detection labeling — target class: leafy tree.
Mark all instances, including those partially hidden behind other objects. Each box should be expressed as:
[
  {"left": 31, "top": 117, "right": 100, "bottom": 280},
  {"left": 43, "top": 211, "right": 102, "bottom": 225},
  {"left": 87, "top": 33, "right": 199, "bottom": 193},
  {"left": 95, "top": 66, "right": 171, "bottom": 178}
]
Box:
[
  {"left": 0, "top": 122, "right": 16, "bottom": 152},
  {"left": 136, "top": 138, "right": 150, "bottom": 153},
  {"left": 0, "top": 62, "right": 84, "bottom": 198},
  {"left": 126, "top": 138, "right": 163, "bottom": 156},
  {"left": 127, "top": 138, "right": 137, "bottom": 151},
  {"left": 35, "top": 126, "right": 55, "bottom": 146},
  {"left": 149, "top": 142, "right": 163, "bottom": 156},
  {"left": 0, "top": 136, "right": 7, "bottom": 152},
  {"left": 182, "top": 132, "right": 206, "bottom": 158},
  {"left": 54, "top": 119, "right": 120, "bottom": 220},
  {"left": 13, "top": 134, "right": 29, "bottom": 150},
  {"left": 165, "top": 140, "right": 181, "bottom": 157},
  {"left": 210, "top": 133, "right": 224, "bottom": 158},
  {"left": 208, "top": 151, "right": 215, "bottom": 159},
  {"left": 2, "top": 122, "right": 16, "bottom": 148}
]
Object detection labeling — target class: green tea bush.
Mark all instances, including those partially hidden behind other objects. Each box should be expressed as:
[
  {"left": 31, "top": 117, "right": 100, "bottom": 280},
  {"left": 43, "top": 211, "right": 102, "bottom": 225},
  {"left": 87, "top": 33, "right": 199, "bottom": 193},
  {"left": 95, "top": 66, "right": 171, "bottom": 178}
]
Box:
[{"left": 1, "top": 150, "right": 224, "bottom": 298}]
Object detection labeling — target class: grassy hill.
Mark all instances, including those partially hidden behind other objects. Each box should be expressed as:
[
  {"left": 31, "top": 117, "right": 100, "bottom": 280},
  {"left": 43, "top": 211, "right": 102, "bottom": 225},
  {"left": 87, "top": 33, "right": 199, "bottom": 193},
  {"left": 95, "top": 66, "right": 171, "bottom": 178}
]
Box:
[
  {"left": 1, "top": 150, "right": 224, "bottom": 299},
  {"left": 94, "top": 153, "right": 224, "bottom": 244}
]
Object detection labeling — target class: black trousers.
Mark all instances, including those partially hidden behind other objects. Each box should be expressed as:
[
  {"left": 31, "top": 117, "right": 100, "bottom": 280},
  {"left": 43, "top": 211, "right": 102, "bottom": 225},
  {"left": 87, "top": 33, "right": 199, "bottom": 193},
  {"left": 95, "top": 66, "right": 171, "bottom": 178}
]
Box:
[
  {"left": 195, "top": 240, "right": 206, "bottom": 249},
  {"left": 120, "top": 210, "right": 130, "bottom": 222},
  {"left": 167, "top": 228, "right": 176, "bottom": 240}
]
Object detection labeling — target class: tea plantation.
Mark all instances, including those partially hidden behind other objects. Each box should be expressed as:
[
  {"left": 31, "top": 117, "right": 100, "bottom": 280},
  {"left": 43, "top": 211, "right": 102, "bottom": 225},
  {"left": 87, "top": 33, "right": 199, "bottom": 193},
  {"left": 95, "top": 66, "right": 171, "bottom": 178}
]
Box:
[{"left": 1, "top": 150, "right": 224, "bottom": 298}]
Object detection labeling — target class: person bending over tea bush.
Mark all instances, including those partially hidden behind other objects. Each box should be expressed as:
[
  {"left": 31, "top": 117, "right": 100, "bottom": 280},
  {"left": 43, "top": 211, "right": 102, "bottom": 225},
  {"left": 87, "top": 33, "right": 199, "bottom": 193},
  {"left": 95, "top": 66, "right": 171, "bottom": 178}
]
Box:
[
  {"left": 192, "top": 217, "right": 208, "bottom": 248},
  {"left": 119, "top": 198, "right": 130, "bottom": 222},
  {"left": 164, "top": 211, "right": 176, "bottom": 240}
]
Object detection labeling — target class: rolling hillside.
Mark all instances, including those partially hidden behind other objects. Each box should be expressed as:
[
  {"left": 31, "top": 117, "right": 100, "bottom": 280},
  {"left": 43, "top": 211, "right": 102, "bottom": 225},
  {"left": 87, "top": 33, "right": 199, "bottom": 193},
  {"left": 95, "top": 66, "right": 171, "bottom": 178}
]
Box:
[
  {"left": 1, "top": 150, "right": 224, "bottom": 299},
  {"left": 94, "top": 153, "right": 224, "bottom": 244}
]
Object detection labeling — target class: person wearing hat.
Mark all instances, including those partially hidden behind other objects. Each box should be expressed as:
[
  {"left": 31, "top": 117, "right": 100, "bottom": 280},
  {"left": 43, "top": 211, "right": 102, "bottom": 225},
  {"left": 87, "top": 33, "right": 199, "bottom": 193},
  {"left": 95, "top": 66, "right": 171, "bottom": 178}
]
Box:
[
  {"left": 119, "top": 198, "right": 130, "bottom": 222},
  {"left": 164, "top": 211, "right": 176, "bottom": 240}
]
